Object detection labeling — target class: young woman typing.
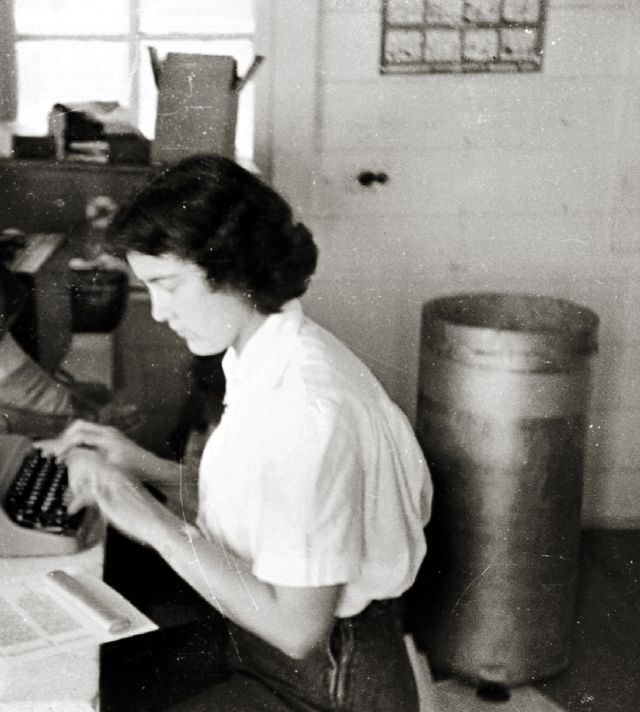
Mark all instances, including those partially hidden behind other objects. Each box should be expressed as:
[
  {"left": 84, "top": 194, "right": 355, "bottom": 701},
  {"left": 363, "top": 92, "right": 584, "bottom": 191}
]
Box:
[{"left": 41, "top": 154, "right": 433, "bottom": 711}]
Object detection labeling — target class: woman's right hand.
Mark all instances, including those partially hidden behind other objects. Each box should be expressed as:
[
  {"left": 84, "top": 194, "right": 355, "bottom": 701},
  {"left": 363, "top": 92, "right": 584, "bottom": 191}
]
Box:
[
  {"left": 37, "top": 419, "right": 154, "bottom": 476},
  {"left": 63, "top": 446, "right": 171, "bottom": 547}
]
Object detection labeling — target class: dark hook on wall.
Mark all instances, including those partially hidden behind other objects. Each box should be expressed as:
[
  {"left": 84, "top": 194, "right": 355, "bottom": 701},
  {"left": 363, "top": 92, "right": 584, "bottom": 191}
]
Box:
[{"left": 357, "top": 170, "right": 389, "bottom": 187}]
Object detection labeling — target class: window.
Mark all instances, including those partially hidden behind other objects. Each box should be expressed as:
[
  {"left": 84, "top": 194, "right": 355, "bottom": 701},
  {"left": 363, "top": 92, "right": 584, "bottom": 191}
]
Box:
[{"left": 13, "top": 0, "right": 257, "bottom": 160}]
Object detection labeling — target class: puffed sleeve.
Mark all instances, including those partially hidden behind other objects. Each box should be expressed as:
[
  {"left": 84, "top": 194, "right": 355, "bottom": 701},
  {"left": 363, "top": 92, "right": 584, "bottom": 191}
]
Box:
[{"left": 250, "top": 395, "right": 365, "bottom": 588}]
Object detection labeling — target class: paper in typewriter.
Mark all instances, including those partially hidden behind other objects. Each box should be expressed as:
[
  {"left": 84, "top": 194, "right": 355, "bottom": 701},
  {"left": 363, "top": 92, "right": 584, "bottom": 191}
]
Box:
[{"left": 0, "top": 569, "right": 157, "bottom": 662}]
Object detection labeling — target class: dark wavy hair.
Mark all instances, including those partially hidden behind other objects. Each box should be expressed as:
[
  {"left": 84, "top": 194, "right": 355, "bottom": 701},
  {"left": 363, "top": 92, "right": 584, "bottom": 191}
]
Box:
[{"left": 106, "top": 154, "right": 318, "bottom": 314}]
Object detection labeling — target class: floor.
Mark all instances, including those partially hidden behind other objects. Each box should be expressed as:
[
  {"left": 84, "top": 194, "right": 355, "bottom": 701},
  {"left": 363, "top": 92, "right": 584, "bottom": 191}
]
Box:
[
  {"left": 537, "top": 529, "right": 640, "bottom": 712},
  {"left": 406, "top": 636, "right": 568, "bottom": 712},
  {"left": 410, "top": 529, "right": 640, "bottom": 712},
  {"left": 424, "top": 679, "right": 566, "bottom": 712},
  {"left": 408, "top": 643, "right": 567, "bottom": 711},
  {"left": 100, "top": 528, "right": 640, "bottom": 712}
]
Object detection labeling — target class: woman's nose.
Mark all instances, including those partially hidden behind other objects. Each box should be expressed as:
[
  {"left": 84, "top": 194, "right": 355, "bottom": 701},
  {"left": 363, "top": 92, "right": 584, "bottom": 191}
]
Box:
[{"left": 149, "top": 291, "right": 169, "bottom": 323}]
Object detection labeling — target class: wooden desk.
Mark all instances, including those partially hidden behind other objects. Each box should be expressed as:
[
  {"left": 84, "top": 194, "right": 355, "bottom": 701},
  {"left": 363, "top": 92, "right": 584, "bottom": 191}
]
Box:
[
  {"left": 99, "top": 528, "right": 229, "bottom": 712},
  {"left": 0, "top": 541, "right": 104, "bottom": 711}
]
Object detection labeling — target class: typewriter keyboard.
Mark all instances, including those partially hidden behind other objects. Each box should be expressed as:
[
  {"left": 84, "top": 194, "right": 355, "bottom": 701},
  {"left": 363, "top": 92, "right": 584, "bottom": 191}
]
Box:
[{"left": 3, "top": 449, "right": 84, "bottom": 535}]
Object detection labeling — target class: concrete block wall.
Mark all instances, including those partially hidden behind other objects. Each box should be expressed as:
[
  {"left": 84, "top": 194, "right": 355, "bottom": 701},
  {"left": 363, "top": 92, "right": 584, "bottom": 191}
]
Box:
[{"left": 291, "top": 0, "right": 640, "bottom": 526}]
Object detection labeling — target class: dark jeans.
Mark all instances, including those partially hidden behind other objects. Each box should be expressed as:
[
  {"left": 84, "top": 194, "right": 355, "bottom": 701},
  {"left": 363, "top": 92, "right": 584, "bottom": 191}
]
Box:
[{"left": 165, "top": 600, "right": 419, "bottom": 712}]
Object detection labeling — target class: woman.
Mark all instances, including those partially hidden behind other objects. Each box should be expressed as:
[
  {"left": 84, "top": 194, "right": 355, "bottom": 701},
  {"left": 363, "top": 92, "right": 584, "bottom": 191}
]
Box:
[{"left": 43, "top": 154, "right": 432, "bottom": 711}]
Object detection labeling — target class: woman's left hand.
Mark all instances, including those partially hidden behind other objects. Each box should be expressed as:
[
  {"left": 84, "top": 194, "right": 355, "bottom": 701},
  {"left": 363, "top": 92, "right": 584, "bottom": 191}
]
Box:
[{"left": 65, "top": 447, "right": 167, "bottom": 546}]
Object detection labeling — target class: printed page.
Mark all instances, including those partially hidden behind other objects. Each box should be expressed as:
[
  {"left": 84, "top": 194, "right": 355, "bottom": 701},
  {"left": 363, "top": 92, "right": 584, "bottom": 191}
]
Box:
[{"left": 0, "top": 569, "right": 157, "bottom": 663}]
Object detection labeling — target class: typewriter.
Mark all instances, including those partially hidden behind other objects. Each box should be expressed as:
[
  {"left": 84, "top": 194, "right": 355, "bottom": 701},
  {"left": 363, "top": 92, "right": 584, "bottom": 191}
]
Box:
[{"left": 0, "top": 434, "right": 98, "bottom": 557}]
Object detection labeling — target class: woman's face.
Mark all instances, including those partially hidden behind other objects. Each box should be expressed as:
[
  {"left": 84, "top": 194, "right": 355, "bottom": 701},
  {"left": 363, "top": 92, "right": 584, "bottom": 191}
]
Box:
[{"left": 127, "top": 252, "right": 265, "bottom": 356}]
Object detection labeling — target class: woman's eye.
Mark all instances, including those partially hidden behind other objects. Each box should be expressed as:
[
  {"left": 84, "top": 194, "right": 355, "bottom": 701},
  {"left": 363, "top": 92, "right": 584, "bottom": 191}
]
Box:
[{"left": 159, "top": 279, "right": 179, "bottom": 293}]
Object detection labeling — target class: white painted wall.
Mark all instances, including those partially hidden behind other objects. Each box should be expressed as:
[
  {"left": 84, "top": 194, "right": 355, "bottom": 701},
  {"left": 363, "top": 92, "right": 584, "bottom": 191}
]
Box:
[
  {"left": 3, "top": 0, "right": 637, "bottom": 526},
  {"left": 267, "top": 0, "right": 640, "bottom": 527}
]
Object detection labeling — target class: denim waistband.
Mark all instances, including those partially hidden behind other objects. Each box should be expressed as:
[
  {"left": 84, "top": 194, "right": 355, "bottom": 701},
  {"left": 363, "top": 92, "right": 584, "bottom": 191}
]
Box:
[{"left": 221, "top": 597, "right": 417, "bottom": 711}]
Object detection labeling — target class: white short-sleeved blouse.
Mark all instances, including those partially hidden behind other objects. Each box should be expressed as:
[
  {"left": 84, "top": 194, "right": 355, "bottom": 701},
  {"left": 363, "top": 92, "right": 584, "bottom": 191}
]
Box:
[{"left": 197, "top": 300, "right": 432, "bottom": 618}]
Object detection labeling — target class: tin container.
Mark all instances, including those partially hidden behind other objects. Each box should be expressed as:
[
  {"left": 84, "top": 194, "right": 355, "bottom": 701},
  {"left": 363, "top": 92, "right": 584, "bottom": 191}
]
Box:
[{"left": 413, "top": 293, "right": 598, "bottom": 686}]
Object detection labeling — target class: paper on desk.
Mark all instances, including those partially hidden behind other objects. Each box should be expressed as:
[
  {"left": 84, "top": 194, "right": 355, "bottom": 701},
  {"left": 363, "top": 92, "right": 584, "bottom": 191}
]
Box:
[{"left": 0, "top": 569, "right": 157, "bottom": 663}]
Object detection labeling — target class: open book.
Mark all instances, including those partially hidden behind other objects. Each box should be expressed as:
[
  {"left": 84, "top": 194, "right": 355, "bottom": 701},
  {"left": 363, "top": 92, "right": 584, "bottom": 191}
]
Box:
[{"left": 0, "top": 568, "right": 157, "bottom": 663}]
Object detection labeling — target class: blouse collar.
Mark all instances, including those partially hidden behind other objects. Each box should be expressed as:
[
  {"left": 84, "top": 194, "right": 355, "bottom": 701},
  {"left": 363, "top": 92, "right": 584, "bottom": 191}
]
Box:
[{"left": 222, "top": 299, "right": 303, "bottom": 406}]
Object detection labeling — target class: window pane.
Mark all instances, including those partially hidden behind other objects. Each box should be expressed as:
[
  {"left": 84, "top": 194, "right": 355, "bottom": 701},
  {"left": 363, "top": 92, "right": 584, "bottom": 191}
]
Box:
[
  {"left": 139, "top": 0, "right": 254, "bottom": 35},
  {"left": 15, "top": 0, "right": 129, "bottom": 35},
  {"left": 137, "top": 40, "right": 256, "bottom": 159},
  {"left": 16, "top": 41, "right": 131, "bottom": 135}
]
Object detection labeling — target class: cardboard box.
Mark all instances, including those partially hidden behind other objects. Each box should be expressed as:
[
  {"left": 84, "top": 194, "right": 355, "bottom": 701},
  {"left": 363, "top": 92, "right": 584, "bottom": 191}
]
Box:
[{"left": 150, "top": 51, "right": 263, "bottom": 164}]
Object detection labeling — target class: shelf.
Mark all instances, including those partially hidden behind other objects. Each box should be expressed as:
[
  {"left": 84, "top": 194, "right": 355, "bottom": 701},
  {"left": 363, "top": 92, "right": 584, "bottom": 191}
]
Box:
[{"left": 0, "top": 157, "right": 152, "bottom": 175}]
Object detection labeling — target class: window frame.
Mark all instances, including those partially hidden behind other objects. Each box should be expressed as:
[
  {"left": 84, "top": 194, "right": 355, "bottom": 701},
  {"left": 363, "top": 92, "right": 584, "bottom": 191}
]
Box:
[
  {"left": 12, "top": 0, "right": 259, "bottom": 159},
  {"left": 3, "top": 0, "right": 320, "bottom": 214}
]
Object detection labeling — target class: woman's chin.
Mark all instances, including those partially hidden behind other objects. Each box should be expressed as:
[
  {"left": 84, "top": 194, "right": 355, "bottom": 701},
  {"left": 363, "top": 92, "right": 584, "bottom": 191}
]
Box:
[{"left": 185, "top": 338, "right": 224, "bottom": 356}]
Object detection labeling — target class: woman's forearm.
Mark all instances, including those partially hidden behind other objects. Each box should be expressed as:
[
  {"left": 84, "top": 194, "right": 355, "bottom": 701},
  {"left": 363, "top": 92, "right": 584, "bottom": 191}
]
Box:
[
  {"left": 138, "top": 456, "right": 198, "bottom": 520},
  {"left": 149, "top": 509, "right": 338, "bottom": 658},
  {"left": 136, "top": 452, "right": 183, "bottom": 484}
]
